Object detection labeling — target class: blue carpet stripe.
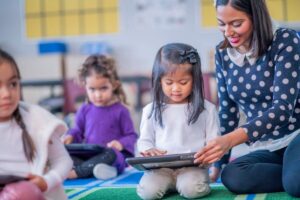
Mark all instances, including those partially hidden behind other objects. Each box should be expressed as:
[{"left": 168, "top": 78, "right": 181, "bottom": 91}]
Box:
[
  {"left": 66, "top": 168, "right": 142, "bottom": 199},
  {"left": 246, "top": 194, "right": 256, "bottom": 200}
]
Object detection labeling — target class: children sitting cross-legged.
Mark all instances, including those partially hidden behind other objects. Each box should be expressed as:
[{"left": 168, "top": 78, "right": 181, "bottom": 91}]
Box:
[{"left": 63, "top": 54, "right": 137, "bottom": 180}]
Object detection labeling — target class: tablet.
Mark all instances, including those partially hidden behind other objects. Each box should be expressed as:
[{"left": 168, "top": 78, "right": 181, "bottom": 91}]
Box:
[
  {"left": 126, "top": 152, "right": 197, "bottom": 171},
  {"left": 65, "top": 143, "right": 105, "bottom": 157},
  {"left": 0, "top": 175, "right": 27, "bottom": 187}
]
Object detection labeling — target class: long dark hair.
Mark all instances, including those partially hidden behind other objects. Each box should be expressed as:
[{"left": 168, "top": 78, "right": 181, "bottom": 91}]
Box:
[
  {"left": 0, "top": 49, "right": 36, "bottom": 162},
  {"left": 150, "top": 43, "right": 205, "bottom": 127},
  {"left": 78, "top": 54, "right": 127, "bottom": 105},
  {"left": 216, "top": 0, "right": 273, "bottom": 57}
]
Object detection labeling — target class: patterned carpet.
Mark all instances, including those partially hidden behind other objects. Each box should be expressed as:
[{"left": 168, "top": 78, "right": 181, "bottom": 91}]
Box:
[{"left": 64, "top": 168, "right": 300, "bottom": 200}]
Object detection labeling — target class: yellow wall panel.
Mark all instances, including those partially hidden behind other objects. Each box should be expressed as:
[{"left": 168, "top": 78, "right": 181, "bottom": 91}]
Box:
[
  {"left": 64, "top": 14, "right": 80, "bottom": 35},
  {"left": 286, "top": 0, "right": 300, "bottom": 21},
  {"left": 64, "top": 0, "right": 80, "bottom": 11},
  {"left": 26, "top": 18, "right": 42, "bottom": 38},
  {"left": 102, "top": 0, "right": 118, "bottom": 9},
  {"left": 25, "top": 0, "right": 120, "bottom": 38},
  {"left": 83, "top": 0, "right": 99, "bottom": 10},
  {"left": 26, "top": 0, "right": 40, "bottom": 14},
  {"left": 201, "top": 0, "right": 217, "bottom": 27},
  {"left": 45, "top": 16, "right": 61, "bottom": 36},
  {"left": 44, "top": 0, "right": 60, "bottom": 13},
  {"left": 103, "top": 12, "right": 118, "bottom": 33},
  {"left": 266, "top": 0, "right": 284, "bottom": 21},
  {"left": 84, "top": 13, "right": 100, "bottom": 34}
]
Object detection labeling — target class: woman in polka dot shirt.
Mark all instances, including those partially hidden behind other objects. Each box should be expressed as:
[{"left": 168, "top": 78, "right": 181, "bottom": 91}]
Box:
[{"left": 194, "top": 0, "right": 300, "bottom": 197}]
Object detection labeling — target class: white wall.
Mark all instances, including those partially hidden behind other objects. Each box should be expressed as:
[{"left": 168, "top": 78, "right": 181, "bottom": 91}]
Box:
[
  {"left": 0, "top": 0, "right": 223, "bottom": 77},
  {"left": 0, "top": 0, "right": 226, "bottom": 105}
]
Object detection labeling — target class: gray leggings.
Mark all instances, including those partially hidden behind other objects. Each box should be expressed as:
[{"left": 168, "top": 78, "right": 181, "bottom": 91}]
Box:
[{"left": 72, "top": 148, "right": 116, "bottom": 178}]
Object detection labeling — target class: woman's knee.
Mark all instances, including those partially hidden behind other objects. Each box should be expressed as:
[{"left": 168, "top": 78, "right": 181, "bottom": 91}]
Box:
[
  {"left": 283, "top": 134, "right": 300, "bottom": 197},
  {"left": 0, "top": 181, "right": 44, "bottom": 200},
  {"left": 283, "top": 174, "right": 300, "bottom": 197},
  {"left": 221, "top": 163, "right": 251, "bottom": 194}
]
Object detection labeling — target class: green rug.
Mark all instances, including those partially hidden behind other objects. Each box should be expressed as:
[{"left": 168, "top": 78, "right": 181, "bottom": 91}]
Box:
[{"left": 66, "top": 185, "right": 300, "bottom": 200}]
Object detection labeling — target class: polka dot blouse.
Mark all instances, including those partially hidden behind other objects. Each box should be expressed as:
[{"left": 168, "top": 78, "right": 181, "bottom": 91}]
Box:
[{"left": 215, "top": 28, "right": 300, "bottom": 167}]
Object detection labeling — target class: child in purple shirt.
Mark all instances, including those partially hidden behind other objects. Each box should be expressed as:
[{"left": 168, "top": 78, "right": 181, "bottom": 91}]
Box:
[{"left": 64, "top": 55, "right": 137, "bottom": 180}]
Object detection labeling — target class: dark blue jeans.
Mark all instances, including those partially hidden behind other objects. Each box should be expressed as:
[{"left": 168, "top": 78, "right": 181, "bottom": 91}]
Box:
[
  {"left": 72, "top": 148, "right": 116, "bottom": 178},
  {"left": 221, "top": 134, "right": 300, "bottom": 197}
]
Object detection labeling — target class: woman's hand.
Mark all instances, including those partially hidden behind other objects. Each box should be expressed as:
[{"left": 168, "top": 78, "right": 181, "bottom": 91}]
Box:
[
  {"left": 63, "top": 135, "right": 73, "bottom": 144},
  {"left": 194, "top": 128, "right": 248, "bottom": 165},
  {"left": 107, "top": 140, "right": 123, "bottom": 151},
  {"left": 194, "top": 135, "right": 232, "bottom": 165},
  {"left": 28, "top": 174, "right": 48, "bottom": 192},
  {"left": 140, "top": 148, "right": 167, "bottom": 157}
]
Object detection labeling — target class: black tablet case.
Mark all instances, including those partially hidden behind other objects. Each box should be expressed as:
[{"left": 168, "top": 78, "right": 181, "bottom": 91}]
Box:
[
  {"left": 126, "top": 152, "right": 197, "bottom": 171},
  {"left": 65, "top": 143, "right": 105, "bottom": 157},
  {"left": 0, "top": 175, "right": 27, "bottom": 187}
]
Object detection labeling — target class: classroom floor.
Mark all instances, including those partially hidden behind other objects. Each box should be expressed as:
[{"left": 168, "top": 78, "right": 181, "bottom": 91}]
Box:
[{"left": 64, "top": 167, "right": 299, "bottom": 200}]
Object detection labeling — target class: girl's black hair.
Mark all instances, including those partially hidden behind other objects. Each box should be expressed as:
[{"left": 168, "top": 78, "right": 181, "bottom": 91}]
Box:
[
  {"left": 150, "top": 43, "right": 205, "bottom": 127},
  {"left": 0, "top": 49, "right": 36, "bottom": 162},
  {"left": 216, "top": 0, "right": 273, "bottom": 57},
  {"left": 78, "top": 54, "right": 127, "bottom": 105}
]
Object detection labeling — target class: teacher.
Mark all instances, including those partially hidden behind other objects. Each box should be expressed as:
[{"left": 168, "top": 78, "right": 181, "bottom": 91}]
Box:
[{"left": 195, "top": 0, "right": 300, "bottom": 197}]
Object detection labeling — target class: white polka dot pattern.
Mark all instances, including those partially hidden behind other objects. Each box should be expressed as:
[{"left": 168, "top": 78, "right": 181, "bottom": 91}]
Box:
[{"left": 215, "top": 28, "right": 300, "bottom": 147}]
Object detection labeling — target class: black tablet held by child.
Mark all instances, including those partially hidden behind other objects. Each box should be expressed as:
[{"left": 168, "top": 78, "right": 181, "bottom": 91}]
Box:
[
  {"left": 0, "top": 175, "right": 27, "bottom": 187},
  {"left": 126, "top": 152, "right": 197, "bottom": 171},
  {"left": 65, "top": 144, "right": 105, "bottom": 157}
]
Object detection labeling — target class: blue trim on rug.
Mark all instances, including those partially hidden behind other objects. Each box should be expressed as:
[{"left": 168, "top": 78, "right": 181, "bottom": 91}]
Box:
[
  {"left": 246, "top": 194, "right": 256, "bottom": 200},
  {"left": 114, "top": 172, "right": 143, "bottom": 184}
]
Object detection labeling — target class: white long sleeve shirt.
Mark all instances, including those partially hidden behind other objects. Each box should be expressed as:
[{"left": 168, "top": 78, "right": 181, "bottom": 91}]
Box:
[
  {"left": 0, "top": 102, "right": 73, "bottom": 200},
  {"left": 138, "top": 100, "right": 220, "bottom": 154}
]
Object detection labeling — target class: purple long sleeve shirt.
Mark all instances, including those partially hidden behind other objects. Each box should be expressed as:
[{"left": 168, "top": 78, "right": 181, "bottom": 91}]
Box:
[{"left": 67, "top": 102, "right": 137, "bottom": 172}]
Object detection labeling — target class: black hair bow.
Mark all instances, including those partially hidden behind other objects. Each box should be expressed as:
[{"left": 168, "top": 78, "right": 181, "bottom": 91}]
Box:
[{"left": 179, "top": 48, "right": 198, "bottom": 64}]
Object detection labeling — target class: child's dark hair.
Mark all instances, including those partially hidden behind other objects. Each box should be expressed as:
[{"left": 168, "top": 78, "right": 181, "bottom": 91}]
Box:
[
  {"left": 150, "top": 43, "right": 205, "bottom": 127},
  {"left": 0, "top": 49, "right": 36, "bottom": 162},
  {"left": 78, "top": 54, "right": 127, "bottom": 105},
  {"left": 216, "top": 0, "right": 273, "bottom": 57}
]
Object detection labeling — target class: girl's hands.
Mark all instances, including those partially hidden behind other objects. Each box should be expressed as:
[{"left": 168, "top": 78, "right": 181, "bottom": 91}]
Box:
[
  {"left": 28, "top": 174, "right": 48, "bottom": 192},
  {"left": 140, "top": 148, "right": 167, "bottom": 157},
  {"left": 107, "top": 140, "right": 123, "bottom": 151},
  {"left": 63, "top": 135, "right": 73, "bottom": 144}
]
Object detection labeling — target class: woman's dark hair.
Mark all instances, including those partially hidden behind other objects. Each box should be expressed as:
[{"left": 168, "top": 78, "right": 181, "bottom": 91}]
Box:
[
  {"left": 0, "top": 49, "right": 36, "bottom": 162},
  {"left": 78, "top": 54, "right": 127, "bottom": 104},
  {"left": 216, "top": 0, "right": 273, "bottom": 57},
  {"left": 150, "top": 43, "right": 205, "bottom": 127}
]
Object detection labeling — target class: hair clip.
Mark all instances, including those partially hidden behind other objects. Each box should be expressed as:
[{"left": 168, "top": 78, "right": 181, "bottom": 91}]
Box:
[
  {"left": 179, "top": 48, "right": 198, "bottom": 64},
  {"left": 186, "top": 54, "right": 197, "bottom": 64},
  {"left": 179, "top": 50, "right": 186, "bottom": 56}
]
